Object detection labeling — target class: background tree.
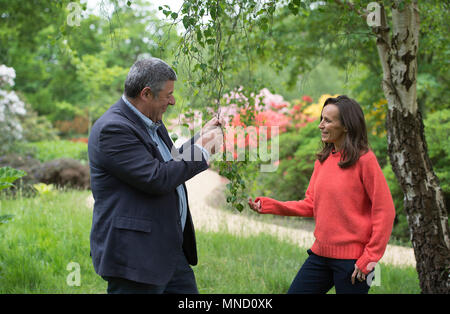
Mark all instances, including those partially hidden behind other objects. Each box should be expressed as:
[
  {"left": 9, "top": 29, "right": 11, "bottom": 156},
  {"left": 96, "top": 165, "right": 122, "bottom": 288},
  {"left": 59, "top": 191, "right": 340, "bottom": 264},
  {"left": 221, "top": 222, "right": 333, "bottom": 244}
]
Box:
[
  {"left": 0, "top": 0, "right": 180, "bottom": 136},
  {"left": 320, "top": 0, "right": 449, "bottom": 294},
  {"left": 364, "top": 0, "right": 449, "bottom": 293}
]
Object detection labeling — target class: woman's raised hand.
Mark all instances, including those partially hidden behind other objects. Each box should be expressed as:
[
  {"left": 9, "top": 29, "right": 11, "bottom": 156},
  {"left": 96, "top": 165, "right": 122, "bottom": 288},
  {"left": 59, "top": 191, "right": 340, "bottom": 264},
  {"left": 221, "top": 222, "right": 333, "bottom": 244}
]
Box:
[{"left": 248, "top": 197, "right": 262, "bottom": 213}]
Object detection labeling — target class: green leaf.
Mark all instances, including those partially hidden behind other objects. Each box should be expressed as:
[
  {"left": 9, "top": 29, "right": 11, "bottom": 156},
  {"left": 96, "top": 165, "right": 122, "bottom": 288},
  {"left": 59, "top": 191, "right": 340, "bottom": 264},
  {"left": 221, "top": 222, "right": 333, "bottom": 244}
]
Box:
[
  {"left": 288, "top": 2, "right": 299, "bottom": 15},
  {"left": 0, "top": 167, "right": 27, "bottom": 191},
  {"left": 182, "top": 15, "right": 191, "bottom": 29},
  {"left": 259, "top": 16, "right": 270, "bottom": 31},
  {"left": 210, "top": 7, "right": 217, "bottom": 20},
  {"left": 268, "top": 4, "right": 276, "bottom": 14},
  {"left": 170, "top": 133, "right": 179, "bottom": 142},
  {"left": 196, "top": 29, "right": 203, "bottom": 42},
  {"left": 0, "top": 182, "right": 13, "bottom": 190},
  {"left": 204, "top": 27, "right": 214, "bottom": 38},
  {"left": 0, "top": 214, "right": 14, "bottom": 225}
]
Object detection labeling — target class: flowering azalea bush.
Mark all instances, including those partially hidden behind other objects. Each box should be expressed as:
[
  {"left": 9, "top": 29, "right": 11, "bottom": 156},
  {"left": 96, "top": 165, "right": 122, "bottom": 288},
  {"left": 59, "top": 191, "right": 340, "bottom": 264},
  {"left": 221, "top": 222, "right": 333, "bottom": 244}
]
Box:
[
  {"left": 169, "top": 87, "right": 325, "bottom": 165},
  {"left": 303, "top": 93, "right": 339, "bottom": 118},
  {"left": 218, "top": 88, "right": 318, "bottom": 160},
  {"left": 289, "top": 96, "right": 318, "bottom": 129},
  {"left": 55, "top": 114, "right": 90, "bottom": 135},
  {"left": 223, "top": 87, "right": 291, "bottom": 129},
  {"left": 0, "top": 65, "right": 27, "bottom": 153},
  {"left": 70, "top": 138, "right": 89, "bottom": 144}
]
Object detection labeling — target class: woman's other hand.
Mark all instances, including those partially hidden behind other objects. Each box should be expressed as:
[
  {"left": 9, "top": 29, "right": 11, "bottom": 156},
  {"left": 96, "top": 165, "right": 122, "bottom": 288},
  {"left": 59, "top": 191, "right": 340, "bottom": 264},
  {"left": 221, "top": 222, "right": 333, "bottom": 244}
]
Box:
[{"left": 351, "top": 264, "right": 366, "bottom": 285}]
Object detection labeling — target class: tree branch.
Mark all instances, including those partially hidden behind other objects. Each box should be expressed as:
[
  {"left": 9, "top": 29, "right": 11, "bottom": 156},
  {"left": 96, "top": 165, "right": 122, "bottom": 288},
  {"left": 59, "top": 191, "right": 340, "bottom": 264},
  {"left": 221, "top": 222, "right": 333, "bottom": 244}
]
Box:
[{"left": 333, "top": 0, "right": 368, "bottom": 20}]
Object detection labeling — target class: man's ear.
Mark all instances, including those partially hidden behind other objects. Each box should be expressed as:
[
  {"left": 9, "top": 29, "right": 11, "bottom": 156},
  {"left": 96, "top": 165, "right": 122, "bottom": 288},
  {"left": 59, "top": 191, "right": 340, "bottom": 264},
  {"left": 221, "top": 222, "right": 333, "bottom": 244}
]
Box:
[{"left": 140, "top": 87, "right": 154, "bottom": 99}]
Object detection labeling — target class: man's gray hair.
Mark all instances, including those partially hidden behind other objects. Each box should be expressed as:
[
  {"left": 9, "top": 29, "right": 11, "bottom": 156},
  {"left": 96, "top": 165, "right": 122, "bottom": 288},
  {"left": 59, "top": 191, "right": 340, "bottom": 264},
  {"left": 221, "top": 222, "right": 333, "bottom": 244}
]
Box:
[{"left": 124, "top": 57, "right": 177, "bottom": 98}]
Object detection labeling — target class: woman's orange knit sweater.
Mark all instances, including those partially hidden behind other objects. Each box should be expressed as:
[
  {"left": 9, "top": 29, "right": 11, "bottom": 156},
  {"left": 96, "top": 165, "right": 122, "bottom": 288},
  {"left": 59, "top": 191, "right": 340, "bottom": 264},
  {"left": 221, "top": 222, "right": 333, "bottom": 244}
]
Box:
[{"left": 255, "top": 150, "right": 395, "bottom": 274}]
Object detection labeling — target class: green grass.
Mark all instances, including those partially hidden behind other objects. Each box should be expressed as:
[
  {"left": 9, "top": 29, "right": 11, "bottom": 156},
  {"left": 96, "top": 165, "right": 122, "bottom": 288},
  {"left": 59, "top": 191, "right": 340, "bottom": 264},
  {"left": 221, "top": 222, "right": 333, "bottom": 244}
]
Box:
[
  {"left": 0, "top": 190, "right": 105, "bottom": 293},
  {"left": 23, "top": 140, "right": 88, "bottom": 163},
  {"left": 0, "top": 190, "right": 420, "bottom": 294},
  {"left": 196, "top": 231, "right": 299, "bottom": 293},
  {"left": 196, "top": 231, "right": 420, "bottom": 294}
]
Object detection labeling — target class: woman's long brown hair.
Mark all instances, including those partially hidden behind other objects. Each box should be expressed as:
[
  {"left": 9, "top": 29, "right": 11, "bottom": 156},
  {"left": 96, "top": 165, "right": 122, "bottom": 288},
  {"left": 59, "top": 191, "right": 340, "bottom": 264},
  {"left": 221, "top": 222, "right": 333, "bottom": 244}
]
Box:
[{"left": 317, "top": 95, "right": 369, "bottom": 168}]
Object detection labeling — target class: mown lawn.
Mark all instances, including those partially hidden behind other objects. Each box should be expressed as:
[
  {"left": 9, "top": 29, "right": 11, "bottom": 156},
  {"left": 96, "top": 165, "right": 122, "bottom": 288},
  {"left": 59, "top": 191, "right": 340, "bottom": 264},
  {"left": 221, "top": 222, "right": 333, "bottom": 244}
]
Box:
[{"left": 0, "top": 190, "right": 420, "bottom": 294}]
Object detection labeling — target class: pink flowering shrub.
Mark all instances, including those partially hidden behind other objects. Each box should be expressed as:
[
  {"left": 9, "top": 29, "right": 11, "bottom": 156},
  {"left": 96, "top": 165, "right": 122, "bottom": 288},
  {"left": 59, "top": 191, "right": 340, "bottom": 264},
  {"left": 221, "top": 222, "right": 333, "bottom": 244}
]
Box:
[
  {"left": 167, "top": 87, "right": 318, "bottom": 162},
  {"left": 289, "top": 98, "right": 318, "bottom": 129},
  {"left": 302, "top": 95, "right": 313, "bottom": 103},
  {"left": 215, "top": 88, "right": 314, "bottom": 160}
]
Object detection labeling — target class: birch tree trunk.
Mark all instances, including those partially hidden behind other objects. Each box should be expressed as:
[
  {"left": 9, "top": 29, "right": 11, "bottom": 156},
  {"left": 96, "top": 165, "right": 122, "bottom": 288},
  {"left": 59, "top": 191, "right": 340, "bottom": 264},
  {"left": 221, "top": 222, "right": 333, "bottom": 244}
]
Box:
[{"left": 373, "top": 1, "right": 449, "bottom": 293}]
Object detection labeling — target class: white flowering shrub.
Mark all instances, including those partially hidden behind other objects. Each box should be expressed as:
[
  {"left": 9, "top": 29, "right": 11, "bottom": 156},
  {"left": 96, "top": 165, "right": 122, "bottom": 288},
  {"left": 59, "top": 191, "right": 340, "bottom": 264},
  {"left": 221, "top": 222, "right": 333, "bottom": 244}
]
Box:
[
  {"left": 0, "top": 65, "right": 27, "bottom": 153},
  {"left": 0, "top": 65, "right": 16, "bottom": 87}
]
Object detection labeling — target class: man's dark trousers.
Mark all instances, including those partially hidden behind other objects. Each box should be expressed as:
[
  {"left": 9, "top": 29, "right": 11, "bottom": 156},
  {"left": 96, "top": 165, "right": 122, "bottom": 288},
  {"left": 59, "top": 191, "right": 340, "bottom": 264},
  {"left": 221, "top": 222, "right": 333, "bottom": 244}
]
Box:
[{"left": 103, "top": 252, "right": 198, "bottom": 294}]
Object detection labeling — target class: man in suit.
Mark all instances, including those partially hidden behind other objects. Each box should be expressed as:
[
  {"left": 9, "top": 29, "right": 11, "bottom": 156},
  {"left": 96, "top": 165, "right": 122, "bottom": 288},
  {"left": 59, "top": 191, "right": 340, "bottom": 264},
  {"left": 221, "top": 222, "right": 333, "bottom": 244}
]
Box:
[{"left": 88, "top": 57, "right": 223, "bottom": 294}]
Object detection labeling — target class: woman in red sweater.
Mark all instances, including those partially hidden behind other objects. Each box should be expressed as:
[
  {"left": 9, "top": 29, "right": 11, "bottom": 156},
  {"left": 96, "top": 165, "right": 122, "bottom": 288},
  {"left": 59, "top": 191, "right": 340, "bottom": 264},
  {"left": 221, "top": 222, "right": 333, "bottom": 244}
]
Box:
[{"left": 248, "top": 95, "right": 395, "bottom": 294}]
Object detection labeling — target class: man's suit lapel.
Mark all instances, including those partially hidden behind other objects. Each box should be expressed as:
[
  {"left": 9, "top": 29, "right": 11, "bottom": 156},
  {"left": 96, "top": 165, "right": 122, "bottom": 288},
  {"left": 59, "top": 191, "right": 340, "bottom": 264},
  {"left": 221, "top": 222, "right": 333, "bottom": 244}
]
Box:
[
  {"left": 116, "top": 98, "right": 160, "bottom": 153},
  {"left": 157, "top": 123, "right": 174, "bottom": 151}
]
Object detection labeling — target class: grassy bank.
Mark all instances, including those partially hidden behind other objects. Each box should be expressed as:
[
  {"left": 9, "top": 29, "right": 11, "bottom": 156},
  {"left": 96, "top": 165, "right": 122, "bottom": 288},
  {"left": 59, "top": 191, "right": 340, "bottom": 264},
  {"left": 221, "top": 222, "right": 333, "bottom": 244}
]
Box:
[
  {"left": 196, "top": 231, "right": 420, "bottom": 294},
  {"left": 0, "top": 190, "right": 419, "bottom": 294},
  {"left": 0, "top": 190, "right": 104, "bottom": 293}
]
